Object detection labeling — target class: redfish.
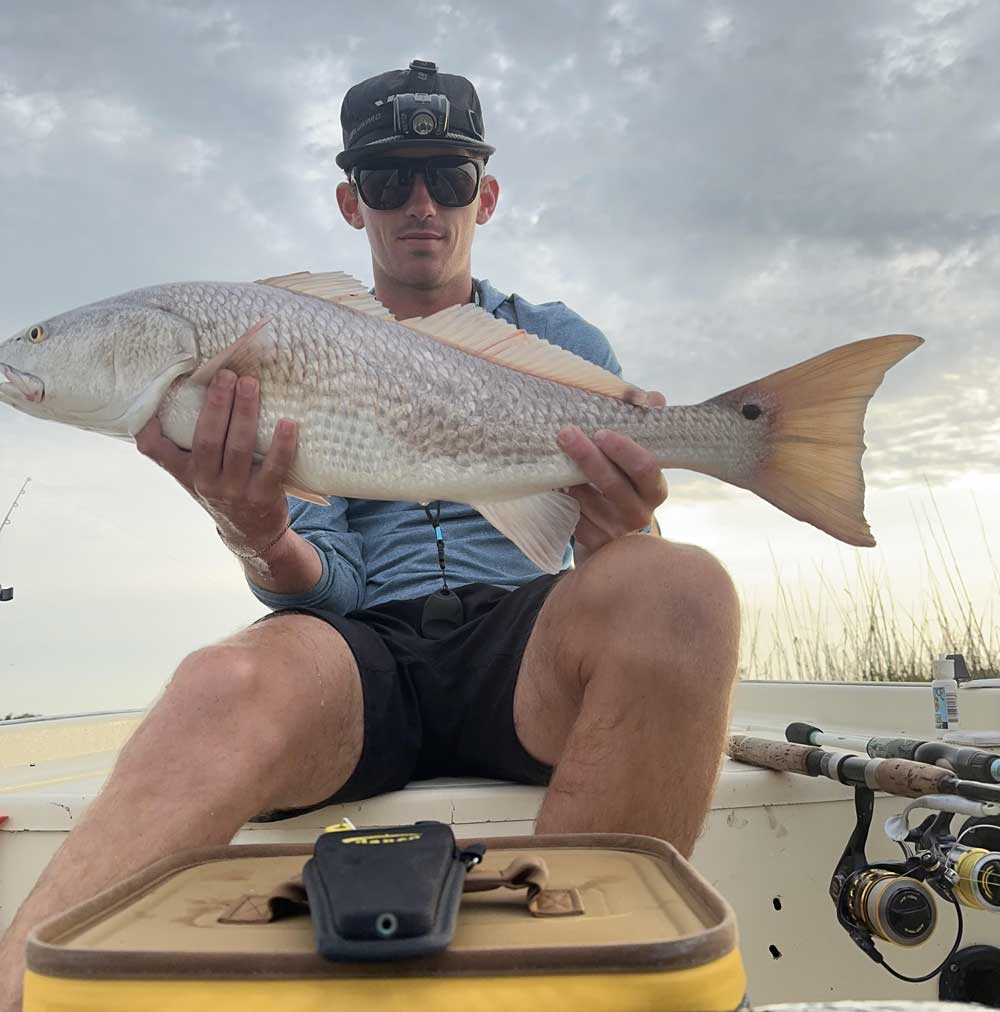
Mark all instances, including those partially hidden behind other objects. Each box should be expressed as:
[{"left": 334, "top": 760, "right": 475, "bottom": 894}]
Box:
[{"left": 0, "top": 271, "right": 922, "bottom": 571}]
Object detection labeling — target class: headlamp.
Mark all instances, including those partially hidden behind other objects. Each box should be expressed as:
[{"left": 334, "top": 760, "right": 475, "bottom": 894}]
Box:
[{"left": 392, "top": 93, "right": 450, "bottom": 140}]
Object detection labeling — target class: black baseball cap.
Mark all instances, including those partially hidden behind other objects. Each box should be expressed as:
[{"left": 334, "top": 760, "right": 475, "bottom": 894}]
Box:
[{"left": 336, "top": 59, "right": 495, "bottom": 171}]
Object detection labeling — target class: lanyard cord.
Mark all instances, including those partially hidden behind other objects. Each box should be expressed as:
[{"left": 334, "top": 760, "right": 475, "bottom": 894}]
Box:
[
  {"left": 422, "top": 502, "right": 449, "bottom": 592},
  {"left": 419, "top": 284, "right": 477, "bottom": 596}
]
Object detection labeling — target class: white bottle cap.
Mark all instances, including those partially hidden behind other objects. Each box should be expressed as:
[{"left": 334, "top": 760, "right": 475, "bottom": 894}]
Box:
[{"left": 932, "top": 657, "right": 955, "bottom": 680}]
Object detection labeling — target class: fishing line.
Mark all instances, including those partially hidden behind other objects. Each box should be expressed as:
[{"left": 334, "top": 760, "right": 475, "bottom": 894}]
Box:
[
  {"left": 877, "top": 895, "right": 964, "bottom": 984},
  {"left": 957, "top": 823, "right": 1000, "bottom": 845}
]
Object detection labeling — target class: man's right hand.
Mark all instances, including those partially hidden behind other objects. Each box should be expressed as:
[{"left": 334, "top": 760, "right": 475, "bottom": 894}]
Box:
[{"left": 136, "top": 369, "right": 300, "bottom": 556}]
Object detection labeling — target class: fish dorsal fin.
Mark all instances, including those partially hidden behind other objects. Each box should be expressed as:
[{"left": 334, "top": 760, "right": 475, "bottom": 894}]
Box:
[
  {"left": 400, "top": 303, "right": 636, "bottom": 401},
  {"left": 255, "top": 270, "right": 395, "bottom": 320}
]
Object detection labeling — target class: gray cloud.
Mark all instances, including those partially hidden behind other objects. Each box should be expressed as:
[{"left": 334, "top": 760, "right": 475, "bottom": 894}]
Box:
[
  {"left": 2, "top": 0, "right": 999, "bottom": 708},
  {"left": 1, "top": 0, "right": 998, "bottom": 478}
]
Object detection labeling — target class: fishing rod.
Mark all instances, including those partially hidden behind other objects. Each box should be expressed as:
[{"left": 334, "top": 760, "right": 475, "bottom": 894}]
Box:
[
  {"left": 0, "top": 477, "right": 30, "bottom": 603},
  {"left": 727, "top": 733, "right": 1000, "bottom": 986},
  {"left": 785, "top": 721, "right": 1000, "bottom": 785},
  {"left": 0, "top": 477, "right": 30, "bottom": 543},
  {"left": 727, "top": 734, "right": 1000, "bottom": 804}
]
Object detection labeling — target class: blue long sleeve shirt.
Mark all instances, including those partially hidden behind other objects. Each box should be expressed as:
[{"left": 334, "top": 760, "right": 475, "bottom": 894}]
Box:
[{"left": 247, "top": 278, "right": 623, "bottom": 615}]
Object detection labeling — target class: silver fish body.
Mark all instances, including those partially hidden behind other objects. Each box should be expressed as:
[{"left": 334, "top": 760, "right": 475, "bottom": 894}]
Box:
[
  {"left": 0, "top": 272, "right": 923, "bottom": 567},
  {"left": 144, "top": 282, "right": 752, "bottom": 504}
]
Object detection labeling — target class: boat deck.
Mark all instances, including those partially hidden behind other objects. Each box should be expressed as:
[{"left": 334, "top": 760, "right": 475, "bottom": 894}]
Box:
[{"left": 3, "top": 680, "right": 999, "bottom": 1005}]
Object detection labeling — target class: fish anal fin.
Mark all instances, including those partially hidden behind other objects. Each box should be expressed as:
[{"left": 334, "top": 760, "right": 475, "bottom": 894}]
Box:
[
  {"left": 710, "top": 333, "right": 923, "bottom": 547},
  {"left": 190, "top": 318, "right": 277, "bottom": 386},
  {"left": 472, "top": 491, "right": 580, "bottom": 573},
  {"left": 401, "top": 303, "right": 639, "bottom": 402},
  {"left": 256, "top": 270, "right": 395, "bottom": 320}
]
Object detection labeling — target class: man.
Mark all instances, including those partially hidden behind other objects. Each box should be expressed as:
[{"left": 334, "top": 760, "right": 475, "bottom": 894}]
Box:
[{"left": 0, "top": 60, "right": 739, "bottom": 1007}]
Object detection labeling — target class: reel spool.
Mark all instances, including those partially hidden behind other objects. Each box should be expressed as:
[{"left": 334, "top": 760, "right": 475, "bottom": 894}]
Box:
[
  {"left": 949, "top": 847, "right": 1000, "bottom": 912},
  {"left": 842, "top": 869, "right": 937, "bottom": 946}
]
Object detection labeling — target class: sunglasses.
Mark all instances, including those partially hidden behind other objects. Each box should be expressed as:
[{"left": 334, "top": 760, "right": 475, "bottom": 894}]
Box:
[{"left": 351, "top": 156, "right": 483, "bottom": 210}]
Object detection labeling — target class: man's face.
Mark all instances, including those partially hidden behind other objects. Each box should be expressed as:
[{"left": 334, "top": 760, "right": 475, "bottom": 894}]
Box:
[{"left": 336, "top": 146, "right": 499, "bottom": 291}]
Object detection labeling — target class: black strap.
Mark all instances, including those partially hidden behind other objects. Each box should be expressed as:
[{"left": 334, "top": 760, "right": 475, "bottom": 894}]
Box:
[
  {"left": 420, "top": 502, "right": 464, "bottom": 638},
  {"left": 422, "top": 502, "right": 449, "bottom": 592}
]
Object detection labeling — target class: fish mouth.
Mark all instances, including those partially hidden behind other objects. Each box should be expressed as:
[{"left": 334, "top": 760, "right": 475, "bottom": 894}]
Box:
[{"left": 0, "top": 363, "right": 45, "bottom": 403}]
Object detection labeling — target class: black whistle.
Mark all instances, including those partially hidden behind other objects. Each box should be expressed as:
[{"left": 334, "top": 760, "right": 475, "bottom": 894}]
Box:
[{"left": 421, "top": 588, "right": 464, "bottom": 639}]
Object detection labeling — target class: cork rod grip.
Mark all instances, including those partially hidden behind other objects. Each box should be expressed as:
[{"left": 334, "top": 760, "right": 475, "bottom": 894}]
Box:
[
  {"left": 871, "top": 758, "right": 954, "bottom": 798},
  {"left": 727, "top": 735, "right": 818, "bottom": 775}
]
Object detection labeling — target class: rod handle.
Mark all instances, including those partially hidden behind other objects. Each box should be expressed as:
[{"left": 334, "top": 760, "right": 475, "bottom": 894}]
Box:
[
  {"left": 727, "top": 735, "right": 818, "bottom": 774},
  {"left": 868, "top": 758, "right": 954, "bottom": 798}
]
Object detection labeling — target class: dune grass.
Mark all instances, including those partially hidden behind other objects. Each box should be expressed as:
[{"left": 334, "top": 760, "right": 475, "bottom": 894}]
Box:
[{"left": 741, "top": 492, "right": 999, "bottom": 682}]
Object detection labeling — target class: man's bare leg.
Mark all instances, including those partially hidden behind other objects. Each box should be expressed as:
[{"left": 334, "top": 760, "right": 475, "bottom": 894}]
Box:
[
  {"left": 514, "top": 535, "right": 740, "bottom": 856},
  {"left": 0, "top": 614, "right": 363, "bottom": 1011}
]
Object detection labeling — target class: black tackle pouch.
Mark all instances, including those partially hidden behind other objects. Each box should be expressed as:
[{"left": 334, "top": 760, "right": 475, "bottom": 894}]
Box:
[{"left": 302, "top": 821, "right": 486, "bottom": 961}]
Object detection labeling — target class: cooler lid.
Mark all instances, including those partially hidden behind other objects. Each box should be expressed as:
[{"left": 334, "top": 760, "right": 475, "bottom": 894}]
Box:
[{"left": 28, "top": 834, "right": 737, "bottom": 980}]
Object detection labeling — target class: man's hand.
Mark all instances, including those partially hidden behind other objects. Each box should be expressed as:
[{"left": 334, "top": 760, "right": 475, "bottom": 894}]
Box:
[
  {"left": 135, "top": 368, "right": 299, "bottom": 556},
  {"left": 557, "top": 390, "right": 668, "bottom": 558}
]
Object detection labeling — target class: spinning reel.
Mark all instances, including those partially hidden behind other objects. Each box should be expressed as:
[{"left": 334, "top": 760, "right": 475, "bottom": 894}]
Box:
[{"left": 830, "top": 785, "right": 1000, "bottom": 984}]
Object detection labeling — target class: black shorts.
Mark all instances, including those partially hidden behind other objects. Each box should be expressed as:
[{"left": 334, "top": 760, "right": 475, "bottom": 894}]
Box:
[{"left": 250, "top": 574, "right": 563, "bottom": 822}]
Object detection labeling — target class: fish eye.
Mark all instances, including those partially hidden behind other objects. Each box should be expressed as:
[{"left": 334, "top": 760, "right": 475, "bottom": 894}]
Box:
[
  {"left": 27, "top": 325, "right": 46, "bottom": 343},
  {"left": 742, "top": 403, "right": 762, "bottom": 420}
]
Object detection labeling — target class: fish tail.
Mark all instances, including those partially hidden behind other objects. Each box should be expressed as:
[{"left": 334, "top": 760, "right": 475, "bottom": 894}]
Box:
[{"left": 707, "top": 333, "right": 923, "bottom": 546}]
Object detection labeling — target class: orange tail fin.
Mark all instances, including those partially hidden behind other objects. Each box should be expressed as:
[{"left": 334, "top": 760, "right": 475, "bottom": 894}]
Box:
[{"left": 710, "top": 334, "right": 923, "bottom": 546}]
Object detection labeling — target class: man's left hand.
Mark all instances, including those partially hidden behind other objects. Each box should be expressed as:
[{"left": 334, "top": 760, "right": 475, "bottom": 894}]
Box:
[{"left": 557, "top": 390, "right": 669, "bottom": 556}]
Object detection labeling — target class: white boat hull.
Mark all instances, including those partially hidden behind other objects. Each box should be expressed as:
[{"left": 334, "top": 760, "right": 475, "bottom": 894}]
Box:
[{"left": 3, "top": 679, "right": 999, "bottom": 1005}]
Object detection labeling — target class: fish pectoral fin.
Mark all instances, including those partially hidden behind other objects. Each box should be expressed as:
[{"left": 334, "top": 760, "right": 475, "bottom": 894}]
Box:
[
  {"left": 255, "top": 270, "right": 395, "bottom": 320},
  {"left": 189, "top": 318, "right": 277, "bottom": 385},
  {"left": 471, "top": 492, "right": 580, "bottom": 574}
]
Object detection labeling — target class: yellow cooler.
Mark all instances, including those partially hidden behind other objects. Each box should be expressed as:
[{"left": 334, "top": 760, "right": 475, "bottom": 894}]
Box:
[{"left": 25, "top": 829, "right": 748, "bottom": 1012}]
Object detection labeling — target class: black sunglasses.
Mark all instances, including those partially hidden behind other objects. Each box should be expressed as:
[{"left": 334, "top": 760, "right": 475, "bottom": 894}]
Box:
[{"left": 352, "top": 156, "right": 483, "bottom": 210}]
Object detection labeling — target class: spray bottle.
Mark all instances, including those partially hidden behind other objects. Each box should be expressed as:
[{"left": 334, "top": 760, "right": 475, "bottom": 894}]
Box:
[{"left": 931, "top": 654, "right": 961, "bottom": 733}]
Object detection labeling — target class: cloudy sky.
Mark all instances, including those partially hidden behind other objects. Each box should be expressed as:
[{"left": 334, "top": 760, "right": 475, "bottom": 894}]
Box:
[{"left": 1, "top": 0, "right": 998, "bottom": 713}]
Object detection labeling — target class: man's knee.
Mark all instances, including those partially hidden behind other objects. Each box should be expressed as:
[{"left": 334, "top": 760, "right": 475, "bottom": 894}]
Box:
[
  {"left": 162, "top": 618, "right": 359, "bottom": 762},
  {"left": 170, "top": 638, "right": 274, "bottom": 713},
  {"left": 575, "top": 536, "right": 740, "bottom": 685},
  {"left": 577, "top": 535, "right": 737, "bottom": 622}
]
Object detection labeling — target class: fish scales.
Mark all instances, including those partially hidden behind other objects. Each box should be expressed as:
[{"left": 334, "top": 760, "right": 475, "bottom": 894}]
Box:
[
  {"left": 0, "top": 270, "right": 924, "bottom": 557},
  {"left": 150, "top": 282, "right": 686, "bottom": 503}
]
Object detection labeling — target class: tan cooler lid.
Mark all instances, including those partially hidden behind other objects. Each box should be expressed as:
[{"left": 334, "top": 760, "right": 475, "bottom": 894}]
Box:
[{"left": 28, "top": 833, "right": 738, "bottom": 980}]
